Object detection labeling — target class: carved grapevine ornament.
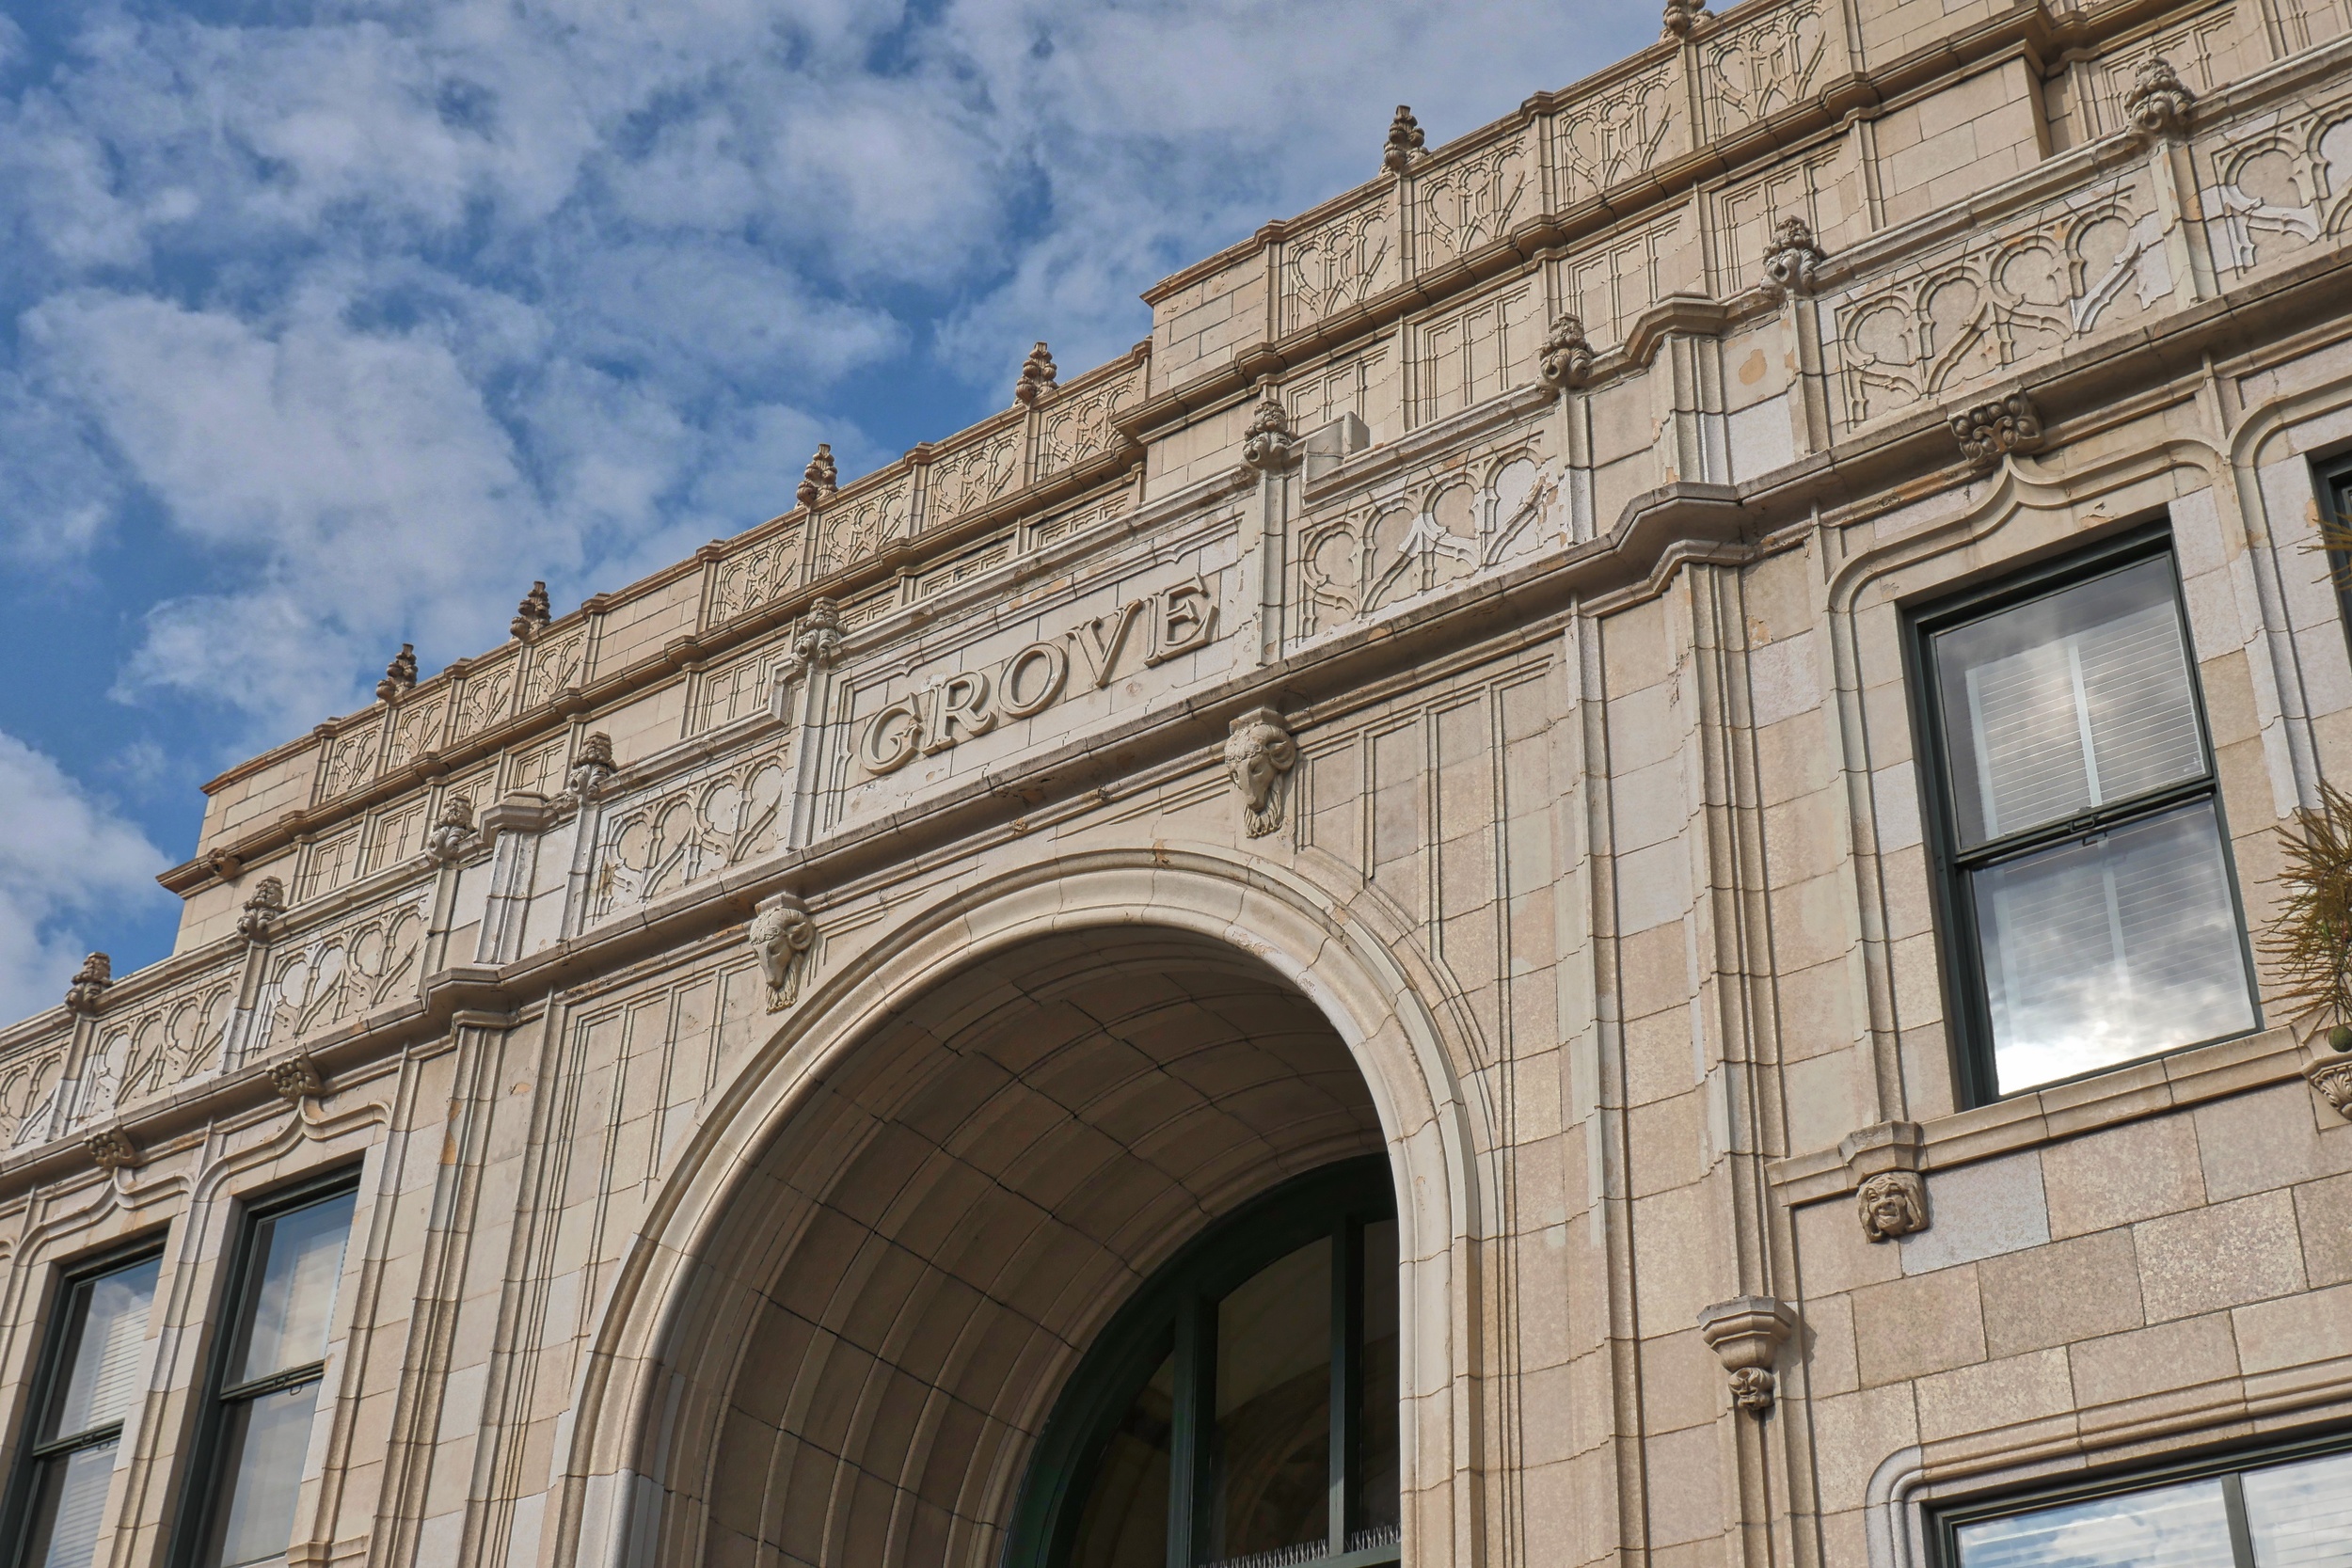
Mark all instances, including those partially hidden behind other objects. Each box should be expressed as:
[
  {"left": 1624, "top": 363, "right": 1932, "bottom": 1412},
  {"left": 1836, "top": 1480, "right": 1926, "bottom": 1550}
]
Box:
[
  {"left": 1015, "top": 342, "right": 1058, "bottom": 405},
  {"left": 1950, "top": 390, "right": 2046, "bottom": 467}
]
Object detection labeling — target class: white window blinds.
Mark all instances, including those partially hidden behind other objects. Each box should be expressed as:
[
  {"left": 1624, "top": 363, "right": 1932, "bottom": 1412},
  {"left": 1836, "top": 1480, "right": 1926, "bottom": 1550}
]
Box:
[{"left": 1937, "top": 557, "right": 2204, "bottom": 848}]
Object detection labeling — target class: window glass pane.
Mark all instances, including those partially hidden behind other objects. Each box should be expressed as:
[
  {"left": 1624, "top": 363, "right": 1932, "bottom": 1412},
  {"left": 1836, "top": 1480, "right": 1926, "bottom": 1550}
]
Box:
[
  {"left": 1936, "top": 557, "right": 2205, "bottom": 848},
  {"left": 1350, "top": 1220, "right": 1400, "bottom": 1551},
  {"left": 1954, "top": 1477, "right": 2233, "bottom": 1566},
  {"left": 232, "top": 1192, "right": 355, "bottom": 1385},
  {"left": 1208, "top": 1237, "right": 1329, "bottom": 1566},
  {"left": 47, "top": 1258, "right": 160, "bottom": 1441},
  {"left": 1066, "top": 1352, "right": 1173, "bottom": 1568},
  {"left": 23, "top": 1440, "right": 117, "bottom": 1568},
  {"left": 203, "top": 1379, "right": 322, "bottom": 1568},
  {"left": 1973, "top": 800, "right": 2255, "bottom": 1093},
  {"left": 2245, "top": 1449, "right": 2352, "bottom": 1565}
]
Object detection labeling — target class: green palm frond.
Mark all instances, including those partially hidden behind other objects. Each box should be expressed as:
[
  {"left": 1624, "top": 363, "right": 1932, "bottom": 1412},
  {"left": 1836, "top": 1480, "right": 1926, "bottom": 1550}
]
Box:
[{"left": 2260, "top": 780, "right": 2352, "bottom": 1027}]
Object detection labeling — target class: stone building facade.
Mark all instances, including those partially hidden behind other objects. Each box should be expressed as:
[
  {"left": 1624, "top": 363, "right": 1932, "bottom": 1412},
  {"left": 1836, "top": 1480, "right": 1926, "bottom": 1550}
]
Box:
[{"left": 8, "top": 2, "right": 2352, "bottom": 1565}]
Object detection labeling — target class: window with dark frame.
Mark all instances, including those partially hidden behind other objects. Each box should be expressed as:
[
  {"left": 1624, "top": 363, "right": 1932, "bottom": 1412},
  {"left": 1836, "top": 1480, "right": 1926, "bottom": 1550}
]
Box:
[
  {"left": 173, "top": 1180, "right": 358, "bottom": 1568},
  {"left": 1911, "top": 528, "right": 2260, "bottom": 1103},
  {"left": 1932, "top": 1428, "right": 2352, "bottom": 1565},
  {"left": 1003, "top": 1159, "right": 1400, "bottom": 1568},
  {"left": 2320, "top": 452, "right": 2352, "bottom": 667},
  {"left": 3, "top": 1249, "right": 162, "bottom": 1568}
]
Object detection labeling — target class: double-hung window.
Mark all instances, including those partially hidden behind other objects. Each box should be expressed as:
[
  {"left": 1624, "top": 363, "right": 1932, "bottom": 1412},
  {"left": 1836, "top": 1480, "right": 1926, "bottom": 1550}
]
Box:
[
  {"left": 1936, "top": 1431, "right": 2352, "bottom": 1565},
  {"left": 6, "top": 1251, "right": 161, "bottom": 1568},
  {"left": 176, "top": 1182, "right": 356, "bottom": 1568},
  {"left": 1915, "top": 532, "right": 2259, "bottom": 1101}
]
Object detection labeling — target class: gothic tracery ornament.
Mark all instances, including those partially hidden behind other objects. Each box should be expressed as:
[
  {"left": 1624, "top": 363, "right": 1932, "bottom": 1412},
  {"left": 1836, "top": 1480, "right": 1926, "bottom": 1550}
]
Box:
[
  {"left": 749, "top": 892, "right": 818, "bottom": 1011},
  {"left": 1016, "top": 342, "right": 1059, "bottom": 405},
  {"left": 1241, "top": 388, "right": 1296, "bottom": 472},
  {"left": 512, "top": 580, "right": 552, "bottom": 642},
  {"left": 1383, "top": 105, "right": 1427, "bottom": 174},
  {"left": 1538, "top": 313, "right": 1596, "bottom": 391},
  {"left": 376, "top": 643, "right": 419, "bottom": 703},
  {"left": 2125, "top": 56, "right": 2195, "bottom": 141},
  {"left": 237, "top": 877, "right": 287, "bottom": 944},
  {"left": 1856, "top": 1170, "right": 1930, "bottom": 1242},
  {"left": 1224, "top": 707, "right": 1300, "bottom": 839},
  {"left": 1757, "top": 216, "right": 1826, "bottom": 303},
  {"left": 64, "top": 953, "right": 112, "bottom": 1016},
  {"left": 797, "top": 444, "right": 839, "bottom": 511},
  {"left": 1951, "top": 390, "right": 2046, "bottom": 467}
]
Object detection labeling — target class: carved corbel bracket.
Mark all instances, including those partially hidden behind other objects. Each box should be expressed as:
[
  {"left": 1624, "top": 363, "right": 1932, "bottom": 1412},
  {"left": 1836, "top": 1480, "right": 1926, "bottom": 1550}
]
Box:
[
  {"left": 85, "top": 1126, "right": 141, "bottom": 1172},
  {"left": 564, "top": 732, "right": 618, "bottom": 806},
  {"left": 422, "top": 794, "right": 480, "bottom": 867},
  {"left": 236, "top": 877, "right": 288, "bottom": 945},
  {"left": 1241, "top": 385, "right": 1296, "bottom": 472},
  {"left": 1757, "top": 216, "right": 1827, "bottom": 304},
  {"left": 749, "top": 892, "right": 818, "bottom": 1012},
  {"left": 1224, "top": 708, "right": 1300, "bottom": 839},
  {"left": 1697, "top": 1295, "right": 1799, "bottom": 1417},
  {"left": 2308, "top": 1048, "right": 2352, "bottom": 1122},
  {"left": 1536, "top": 313, "right": 1595, "bottom": 392},
  {"left": 477, "top": 792, "right": 556, "bottom": 852},
  {"left": 2125, "top": 57, "right": 2195, "bottom": 142}
]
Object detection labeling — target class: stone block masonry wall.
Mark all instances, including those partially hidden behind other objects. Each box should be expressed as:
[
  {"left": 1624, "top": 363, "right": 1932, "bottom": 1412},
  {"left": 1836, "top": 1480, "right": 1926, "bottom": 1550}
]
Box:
[{"left": 4, "top": 3, "right": 2352, "bottom": 1567}]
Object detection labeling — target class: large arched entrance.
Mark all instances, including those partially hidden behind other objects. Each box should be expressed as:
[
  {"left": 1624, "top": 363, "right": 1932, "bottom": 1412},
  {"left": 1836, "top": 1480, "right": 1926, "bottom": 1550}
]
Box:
[{"left": 691, "top": 924, "right": 1393, "bottom": 1566}]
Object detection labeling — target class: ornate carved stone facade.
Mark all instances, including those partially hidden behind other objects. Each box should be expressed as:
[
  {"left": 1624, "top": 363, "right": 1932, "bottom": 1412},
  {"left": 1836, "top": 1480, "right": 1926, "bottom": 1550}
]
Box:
[{"left": 8, "top": 7, "right": 2352, "bottom": 1567}]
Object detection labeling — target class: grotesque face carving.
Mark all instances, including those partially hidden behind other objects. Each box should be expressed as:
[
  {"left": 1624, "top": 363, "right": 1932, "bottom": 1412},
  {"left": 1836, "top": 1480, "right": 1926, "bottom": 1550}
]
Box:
[
  {"left": 749, "top": 897, "right": 818, "bottom": 1009},
  {"left": 1728, "top": 1366, "right": 1775, "bottom": 1414},
  {"left": 1856, "top": 1170, "right": 1928, "bottom": 1242},
  {"left": 1223, "top": 712, "right": 1300, "bottom": 839},
  {"left": 1225, "top": 724, "right": 1296, "bottom": 812}
]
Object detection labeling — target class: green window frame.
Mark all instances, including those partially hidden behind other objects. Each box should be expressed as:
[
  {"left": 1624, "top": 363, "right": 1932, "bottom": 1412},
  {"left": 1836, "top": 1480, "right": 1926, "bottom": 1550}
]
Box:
[
  {"left": 1003, "top": 1157, "right": 1401, "bottom": 1568},
  {"left": 169, "top": 1171, "right": 359, "bottom": 1568},
  {"left": 1, "top": 1244, "right": 165, "bottom": 1568},
  {"left": 1931, "top": 1425, "right": 2352, "bottom": 1565},
  {"left": 1907, "top": 523, "right": 2261, "bottom": 1106}
]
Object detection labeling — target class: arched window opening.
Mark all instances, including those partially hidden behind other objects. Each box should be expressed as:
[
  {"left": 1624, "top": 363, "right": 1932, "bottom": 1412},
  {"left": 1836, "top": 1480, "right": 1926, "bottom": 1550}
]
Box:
[{"left": 1006, "top": 1159, "right": 1401, "bottom": 1568}]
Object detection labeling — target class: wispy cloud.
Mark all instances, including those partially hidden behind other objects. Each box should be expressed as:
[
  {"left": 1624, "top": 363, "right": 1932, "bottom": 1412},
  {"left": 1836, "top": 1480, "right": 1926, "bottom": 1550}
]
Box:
[
  {"left": 0, "top": 730, "right": 168, "bottom": 1023},
  {"left": 0, "top": 0, "right": 1647, "bottom": 984}
]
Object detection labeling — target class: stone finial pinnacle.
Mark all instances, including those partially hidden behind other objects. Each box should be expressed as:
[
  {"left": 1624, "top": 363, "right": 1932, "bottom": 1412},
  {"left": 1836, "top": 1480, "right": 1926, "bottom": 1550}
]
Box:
[
  {"left": 796, "top": 444, "right": 838, "bottom": 511},
  {"left": 1015, "top": 342, "right": 1058, "bottom": 405},
  {"left": 512, "top": 581, "right": 551, "bottom": 642},
  {"left": 376, "top": 642, "right": 419, "bottom": 703},
  {"left": 1383, "top": 105, "right": 1427, "bottom": 174}
]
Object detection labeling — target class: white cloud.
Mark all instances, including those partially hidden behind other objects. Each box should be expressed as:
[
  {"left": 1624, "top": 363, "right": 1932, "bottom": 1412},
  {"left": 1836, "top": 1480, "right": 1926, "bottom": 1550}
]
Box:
[
  {"left": 0, "top": 731, "right": 170, "bottom": 1025},
  {"left": 0, "top": 0, "right": 1652, "bottom": 990}
]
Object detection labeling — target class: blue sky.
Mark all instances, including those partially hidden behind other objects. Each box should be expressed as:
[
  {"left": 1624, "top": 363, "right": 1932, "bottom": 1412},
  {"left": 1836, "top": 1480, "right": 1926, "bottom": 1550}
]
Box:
[{"left": 0, "top": 0, "right": 1652, "bottom": 1019}]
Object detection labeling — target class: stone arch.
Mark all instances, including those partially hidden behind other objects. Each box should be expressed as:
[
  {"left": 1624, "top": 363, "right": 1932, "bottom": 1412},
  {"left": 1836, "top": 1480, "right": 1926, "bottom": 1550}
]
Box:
[{"left": 558, "top": 849, "right": 1483, "bottom": 1568}]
